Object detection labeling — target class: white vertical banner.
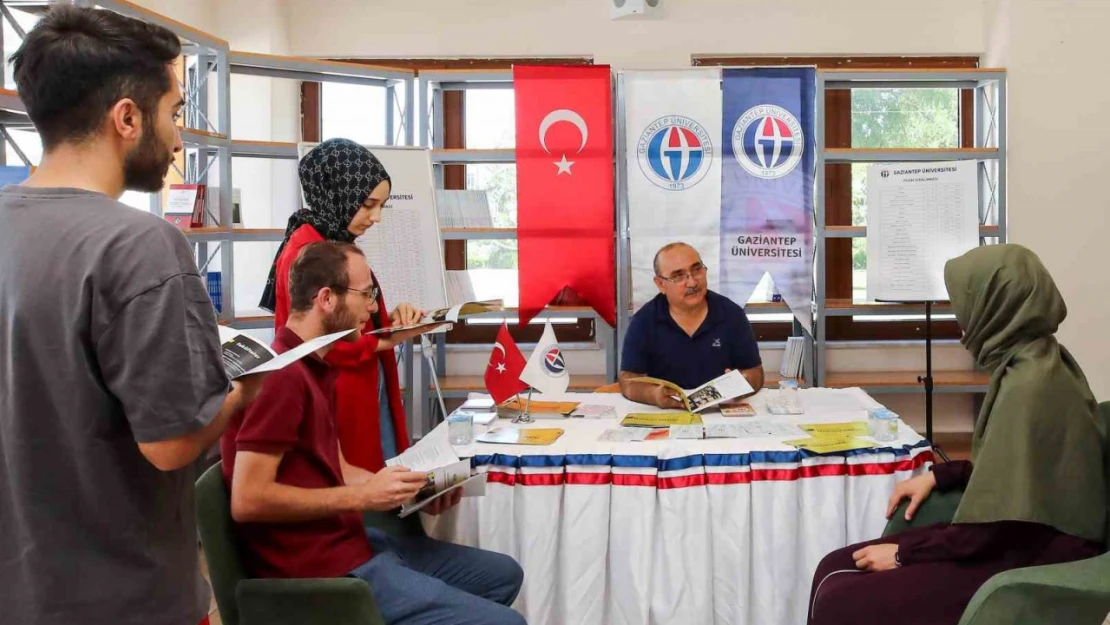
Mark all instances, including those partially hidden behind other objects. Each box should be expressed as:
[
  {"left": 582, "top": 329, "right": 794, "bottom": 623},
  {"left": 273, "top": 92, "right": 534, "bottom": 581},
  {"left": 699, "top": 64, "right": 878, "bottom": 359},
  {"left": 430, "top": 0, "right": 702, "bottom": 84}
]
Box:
[{"left": 623, "top": 70, "right": 723, "bottom": 309}]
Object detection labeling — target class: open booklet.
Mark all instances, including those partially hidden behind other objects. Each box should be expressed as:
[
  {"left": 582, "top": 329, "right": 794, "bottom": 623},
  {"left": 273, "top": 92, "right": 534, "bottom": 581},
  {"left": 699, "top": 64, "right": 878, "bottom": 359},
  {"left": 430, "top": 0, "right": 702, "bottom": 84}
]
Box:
[
  {"left": 218, "top": 326, "right": 354, "bottom": 379},
  {"left": 385, "top": 431, "right": 486, "bottom": 518},
  {"left": 366, "top": 299, "right": 505, "bottom": 335},
  {"left": 628, "top": 369, "right": 755, "bottom": 413}
]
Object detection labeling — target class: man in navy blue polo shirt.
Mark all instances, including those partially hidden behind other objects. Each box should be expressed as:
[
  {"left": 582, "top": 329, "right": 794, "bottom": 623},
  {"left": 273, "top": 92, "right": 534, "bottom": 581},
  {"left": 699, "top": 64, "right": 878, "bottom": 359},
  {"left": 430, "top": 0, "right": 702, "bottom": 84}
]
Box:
[{"left": 619, "top": 242, "right": 764, "bottom": 408}]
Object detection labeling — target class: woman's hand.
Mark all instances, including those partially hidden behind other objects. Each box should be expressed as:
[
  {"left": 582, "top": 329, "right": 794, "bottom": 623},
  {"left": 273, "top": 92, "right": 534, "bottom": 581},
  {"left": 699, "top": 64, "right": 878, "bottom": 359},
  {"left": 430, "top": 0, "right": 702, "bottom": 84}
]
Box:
[
  {"left": 390, "top": 302, "right": 425, "bottom": 327},
  {"left": 853, "top": 544, "right": 899, "bottom": 572},
  {"left": 886, "top": 472, "right": 937, "bottom": 521}
]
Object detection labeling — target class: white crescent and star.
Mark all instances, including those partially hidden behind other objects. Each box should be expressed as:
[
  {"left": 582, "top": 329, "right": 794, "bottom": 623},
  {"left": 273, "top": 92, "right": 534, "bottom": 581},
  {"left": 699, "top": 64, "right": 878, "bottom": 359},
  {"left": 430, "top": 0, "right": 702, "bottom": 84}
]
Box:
[
  {"left": 490, "top": 341, "right": 508, "bottom": 374},
  {"left": 538, "top": 109, "right": 588, "bottom": 176}
]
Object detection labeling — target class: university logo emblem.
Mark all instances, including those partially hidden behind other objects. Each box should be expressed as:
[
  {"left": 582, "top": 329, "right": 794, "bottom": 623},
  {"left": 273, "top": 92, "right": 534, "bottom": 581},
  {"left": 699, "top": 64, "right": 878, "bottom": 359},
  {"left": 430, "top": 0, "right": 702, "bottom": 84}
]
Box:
[
  {"left": 542, "top": 346, "right": 566, "bottom": 377},
  {"left": 637, "top": 115, "right": 714, "bottom": 190},
  {"left": 732, "top": 104, "right": 804, "bottom": 179}
]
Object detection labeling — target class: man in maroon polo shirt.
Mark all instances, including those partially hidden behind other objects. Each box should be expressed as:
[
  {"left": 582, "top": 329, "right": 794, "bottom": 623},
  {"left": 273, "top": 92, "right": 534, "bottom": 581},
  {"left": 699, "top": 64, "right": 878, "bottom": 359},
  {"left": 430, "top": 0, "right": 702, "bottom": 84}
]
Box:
[{"left": 222, "top": 242, "right": 524, "bottom": 625}]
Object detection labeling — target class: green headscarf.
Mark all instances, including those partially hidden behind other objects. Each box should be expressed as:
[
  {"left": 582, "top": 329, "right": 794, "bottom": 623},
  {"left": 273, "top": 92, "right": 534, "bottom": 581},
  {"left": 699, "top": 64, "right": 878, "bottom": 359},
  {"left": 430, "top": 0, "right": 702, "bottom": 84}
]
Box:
[{"left": 944, "top": 244, "right": 1106, "bottom": 543}]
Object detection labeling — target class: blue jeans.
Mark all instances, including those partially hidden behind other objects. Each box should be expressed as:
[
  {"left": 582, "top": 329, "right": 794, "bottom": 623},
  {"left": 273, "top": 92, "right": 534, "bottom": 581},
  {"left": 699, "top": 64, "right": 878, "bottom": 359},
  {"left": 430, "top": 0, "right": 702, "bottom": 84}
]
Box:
[{"left": 349, "top": 528, "right": 526, "bottom": 625}]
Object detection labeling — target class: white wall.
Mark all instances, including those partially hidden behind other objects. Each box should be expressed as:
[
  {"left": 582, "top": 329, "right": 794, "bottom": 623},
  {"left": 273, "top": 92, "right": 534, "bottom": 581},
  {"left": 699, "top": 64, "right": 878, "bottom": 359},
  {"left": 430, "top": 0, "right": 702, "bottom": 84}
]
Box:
[
  {"left": 984, "top": 0, "right": 1110, "bottom": 399},
  {"left": 282, "top": 0, "right": 984, "bottom": 68}
]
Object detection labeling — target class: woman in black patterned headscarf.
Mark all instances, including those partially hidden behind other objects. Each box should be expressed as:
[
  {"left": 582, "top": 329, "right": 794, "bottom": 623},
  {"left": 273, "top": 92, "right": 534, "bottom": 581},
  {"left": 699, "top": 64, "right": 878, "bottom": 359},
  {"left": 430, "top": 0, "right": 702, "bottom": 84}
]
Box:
[{"left": 260, "top": 138, "right": 425, "bottom": 471}]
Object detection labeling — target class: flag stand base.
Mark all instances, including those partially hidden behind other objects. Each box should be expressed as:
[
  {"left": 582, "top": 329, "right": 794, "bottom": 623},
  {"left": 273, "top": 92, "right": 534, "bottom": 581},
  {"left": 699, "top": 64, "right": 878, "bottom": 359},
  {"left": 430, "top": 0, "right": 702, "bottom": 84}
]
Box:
[{"left": 512, "top": 388, "right": 535, "bottom": 424}]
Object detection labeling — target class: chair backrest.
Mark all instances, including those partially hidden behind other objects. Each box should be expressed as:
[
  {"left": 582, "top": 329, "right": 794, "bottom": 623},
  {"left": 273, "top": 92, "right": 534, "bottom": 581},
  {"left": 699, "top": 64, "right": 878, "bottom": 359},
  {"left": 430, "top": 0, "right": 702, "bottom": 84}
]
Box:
[
  {"left": 196, "top": 462, "right": 247, "bottom": 625},
  {"left": 1099, "top": 401, "right": 1110, "bottom": 547}
]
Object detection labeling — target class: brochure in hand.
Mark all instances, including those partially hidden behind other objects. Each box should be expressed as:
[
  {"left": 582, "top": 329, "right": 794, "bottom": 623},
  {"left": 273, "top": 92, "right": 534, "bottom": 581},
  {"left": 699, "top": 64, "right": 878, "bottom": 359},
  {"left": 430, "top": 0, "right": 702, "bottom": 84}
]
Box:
[
  {"left": 628, "top": 369, "right": 754, "bottom": 413},
  {"left": 366, "top": 299, "right": 505, "bottom": 335},
  {"left": 218, "top": 326, "right": 353, "bottom": 379},
  {"left": 385, "top": 433, "right": 486, "bottom": 518}
]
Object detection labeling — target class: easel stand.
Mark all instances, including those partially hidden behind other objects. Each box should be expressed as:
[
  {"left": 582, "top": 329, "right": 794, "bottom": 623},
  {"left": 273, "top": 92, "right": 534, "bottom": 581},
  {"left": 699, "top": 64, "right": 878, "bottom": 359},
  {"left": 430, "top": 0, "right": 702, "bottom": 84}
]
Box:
[
  {"left": 420, "top": 334, "right": 448, "bottom": 427},
  {"left": 876, "top": 299, "right": 949, "bottom": 462}
]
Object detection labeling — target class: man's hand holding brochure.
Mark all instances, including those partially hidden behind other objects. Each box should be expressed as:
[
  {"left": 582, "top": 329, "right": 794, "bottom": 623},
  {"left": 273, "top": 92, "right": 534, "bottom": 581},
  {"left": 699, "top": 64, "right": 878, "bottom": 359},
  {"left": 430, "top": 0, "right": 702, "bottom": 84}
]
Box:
[
  {"left": 628, "top": 369, "right": 755, "bottom": 413},
  {"left": 218, "top": 326, "right": 355, "bottom": 379},
  {"left": 385, "top": 430, "right": 487, "bottom": 518}
]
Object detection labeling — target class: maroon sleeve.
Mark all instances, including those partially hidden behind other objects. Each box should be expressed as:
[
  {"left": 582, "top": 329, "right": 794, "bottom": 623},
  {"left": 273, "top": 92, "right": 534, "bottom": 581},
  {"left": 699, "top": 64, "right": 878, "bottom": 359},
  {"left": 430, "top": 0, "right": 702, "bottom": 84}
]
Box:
[
  {"left": 897, "top": 523, "right": 1007, "bottom": 565},
  {"left": 235, "top": 367, "right": 306, "bottom": 453},
  {"left": 931, "top": 460, "right": 973, "bottom": 492}
]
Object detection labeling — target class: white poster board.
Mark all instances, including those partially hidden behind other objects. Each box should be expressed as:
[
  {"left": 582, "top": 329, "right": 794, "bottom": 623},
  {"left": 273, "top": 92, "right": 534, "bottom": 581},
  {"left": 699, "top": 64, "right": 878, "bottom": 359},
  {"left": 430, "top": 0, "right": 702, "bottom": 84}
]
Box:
[
  {"left": 298, "top": 144, "right": 447, "bottom": 312},
  {"left": 866, "top": 160, "right": 979, "bottom": 302}
]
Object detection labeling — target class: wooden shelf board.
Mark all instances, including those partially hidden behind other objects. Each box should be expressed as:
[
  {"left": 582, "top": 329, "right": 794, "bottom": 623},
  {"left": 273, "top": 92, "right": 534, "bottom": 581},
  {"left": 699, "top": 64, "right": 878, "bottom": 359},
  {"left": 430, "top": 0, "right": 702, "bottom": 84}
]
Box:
[
  {"left": 825, "top": 370, "right": 989, "bottom": 388},
  {"left": 231, "top": 139, "right": 297, "bottom": 148},
  {"left": 112, "top": 0, "right": 229, "bottom": 48},
  {"left": 822, "top": 67, "right": 1006, "bottom": 74},
  {"left": 441, "top": 227, "right": 516, "bottom": 233},
  {"left": 825, "top": 147, "right": 997, "bottom": 155},
  {"left": 230, "top": 51, "right": 408, "bottom": 76},
  {"left": 180, "top": 127, "right": 228, "bottom": 141},
  {"left": 826, "top": 225, "right": 1000, "bottom": 236},
  {"left": 436, "top": 374, "right": 609, "bottom": 392},
  {"left": 232, "top": 228, "right": 285, "bottom": 234},
  {"left": 234, "top": 315, "right": 275, "bottom": 324},
  {"left": 826, "top": 299, "right": 951, "bottom": 311}
]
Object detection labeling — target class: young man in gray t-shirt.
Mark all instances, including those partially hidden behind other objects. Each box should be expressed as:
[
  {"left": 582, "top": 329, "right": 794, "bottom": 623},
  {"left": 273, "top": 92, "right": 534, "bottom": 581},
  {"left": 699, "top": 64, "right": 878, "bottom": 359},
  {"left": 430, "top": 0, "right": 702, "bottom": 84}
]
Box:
[{"left": 0, "top": 7, "right": 262, "bottom": 625}]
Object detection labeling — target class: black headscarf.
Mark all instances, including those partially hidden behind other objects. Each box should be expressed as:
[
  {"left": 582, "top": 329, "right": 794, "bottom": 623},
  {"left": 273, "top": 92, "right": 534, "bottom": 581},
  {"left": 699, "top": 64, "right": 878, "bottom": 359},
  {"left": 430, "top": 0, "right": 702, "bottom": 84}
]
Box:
[{"left": 258, "top": 138, "right": 391, "bottom": 312}]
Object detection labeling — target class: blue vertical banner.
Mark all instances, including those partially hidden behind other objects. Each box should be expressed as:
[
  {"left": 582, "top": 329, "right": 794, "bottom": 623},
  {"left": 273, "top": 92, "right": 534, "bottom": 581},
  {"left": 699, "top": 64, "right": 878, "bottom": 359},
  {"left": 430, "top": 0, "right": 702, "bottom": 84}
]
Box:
[{"left": 720, "top": 68, "right": 815, "bottom": 332}]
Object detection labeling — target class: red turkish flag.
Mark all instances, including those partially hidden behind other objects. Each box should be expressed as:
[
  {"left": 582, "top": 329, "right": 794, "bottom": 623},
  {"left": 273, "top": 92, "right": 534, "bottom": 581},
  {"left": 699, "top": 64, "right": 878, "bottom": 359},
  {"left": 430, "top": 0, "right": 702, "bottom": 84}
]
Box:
[
  {"left": 484, "top": 322, "right": 529, "bottom": 404},
  {"left": 514, "top": 65, "right": 615, "bottom": 327}
]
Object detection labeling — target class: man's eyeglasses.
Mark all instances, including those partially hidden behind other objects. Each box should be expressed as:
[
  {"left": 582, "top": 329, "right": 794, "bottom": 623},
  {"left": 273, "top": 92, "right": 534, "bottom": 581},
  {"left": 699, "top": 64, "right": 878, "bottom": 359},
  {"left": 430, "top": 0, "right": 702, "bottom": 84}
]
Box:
[
  {"left": 656, "top": 263, "right": 708, "bottom": 284},
  {"left": 334, "top": 285, "right": 379, "bottom": 301}
]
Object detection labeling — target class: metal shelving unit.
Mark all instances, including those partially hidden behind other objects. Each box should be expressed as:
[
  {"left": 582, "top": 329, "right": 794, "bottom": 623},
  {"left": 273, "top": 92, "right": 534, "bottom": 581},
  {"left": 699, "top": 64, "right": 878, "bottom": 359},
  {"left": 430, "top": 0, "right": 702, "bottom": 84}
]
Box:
[
  {"left": 209, "top": 51, "right": 418, "bottom": 413},
  {"left": 0, "top": 0, "right": 424, "bottom": 413},
  {"left": 813, "top": 68, "right": 1008, "bottom": 394}
]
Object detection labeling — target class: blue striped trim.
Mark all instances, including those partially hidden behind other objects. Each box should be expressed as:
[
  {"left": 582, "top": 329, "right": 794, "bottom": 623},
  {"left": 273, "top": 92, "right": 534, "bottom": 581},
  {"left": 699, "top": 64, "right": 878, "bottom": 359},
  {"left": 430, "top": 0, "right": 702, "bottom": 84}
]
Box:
[{"left": 472, "top": 440, "right": 930, "bottom": 470}]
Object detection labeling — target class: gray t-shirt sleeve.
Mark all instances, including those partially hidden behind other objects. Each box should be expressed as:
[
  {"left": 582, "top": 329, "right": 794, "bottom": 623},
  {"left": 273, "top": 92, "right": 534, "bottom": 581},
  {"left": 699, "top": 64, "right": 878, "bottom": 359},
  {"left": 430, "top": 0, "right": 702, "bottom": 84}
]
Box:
[{"left": 95, "top": 273, "right": 230, "bottom": 443}]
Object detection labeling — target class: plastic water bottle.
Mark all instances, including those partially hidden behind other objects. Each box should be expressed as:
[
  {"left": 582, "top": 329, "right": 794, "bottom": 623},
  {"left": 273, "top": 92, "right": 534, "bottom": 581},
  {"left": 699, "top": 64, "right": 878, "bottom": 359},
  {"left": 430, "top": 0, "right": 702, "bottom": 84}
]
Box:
[
  {"left": 447, "top": 411, "right": 474, "bottom": 445},
  {"left": 868, "top": 408, "right": 900, "bottom": 442},
  {"left": 770, "top": 379, "right": 804, "bottom": 415}
]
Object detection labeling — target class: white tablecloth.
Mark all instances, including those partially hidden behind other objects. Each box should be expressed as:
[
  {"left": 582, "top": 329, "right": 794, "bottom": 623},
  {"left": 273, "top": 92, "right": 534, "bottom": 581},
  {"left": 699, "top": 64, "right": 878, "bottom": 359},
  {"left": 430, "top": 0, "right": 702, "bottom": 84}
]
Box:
[{"left": 422, "top": 388, "right": 934, "bottom": 625}]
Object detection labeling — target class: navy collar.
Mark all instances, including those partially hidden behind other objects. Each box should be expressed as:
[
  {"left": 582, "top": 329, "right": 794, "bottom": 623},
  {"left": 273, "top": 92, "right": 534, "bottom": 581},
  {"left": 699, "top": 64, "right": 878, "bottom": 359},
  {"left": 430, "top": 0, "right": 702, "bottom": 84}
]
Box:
[{"left": 652, "top": 290, "right": 724, "bottom": 339}]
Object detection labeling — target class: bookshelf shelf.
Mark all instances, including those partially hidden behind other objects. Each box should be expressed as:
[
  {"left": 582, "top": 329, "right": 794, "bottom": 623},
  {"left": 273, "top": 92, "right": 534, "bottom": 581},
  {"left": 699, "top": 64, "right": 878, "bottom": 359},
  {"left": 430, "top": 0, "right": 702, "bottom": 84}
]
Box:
[{"left": 823, "top": 147, "right": 999, "bottom": 163}]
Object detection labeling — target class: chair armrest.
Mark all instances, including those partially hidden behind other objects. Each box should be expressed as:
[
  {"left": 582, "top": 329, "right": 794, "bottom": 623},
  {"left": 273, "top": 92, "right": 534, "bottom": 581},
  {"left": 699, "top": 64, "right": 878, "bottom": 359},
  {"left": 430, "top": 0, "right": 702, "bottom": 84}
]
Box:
[
  {"left": 958, "top": 552, "right": 1110, "bottom": 625},
  {"left": 882, "top": 489, "right": 964, "bottom": 537},
  {"left": 236, "top": 577, "right": 385, "bottom": 625}
]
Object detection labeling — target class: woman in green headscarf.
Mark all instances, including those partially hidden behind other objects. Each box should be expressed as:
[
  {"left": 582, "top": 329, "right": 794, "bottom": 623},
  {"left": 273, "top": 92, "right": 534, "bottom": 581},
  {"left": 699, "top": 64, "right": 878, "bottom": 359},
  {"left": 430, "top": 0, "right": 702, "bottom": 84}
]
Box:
[{"left": 807, "top": 244, "right": 1107, "bottom": 625}]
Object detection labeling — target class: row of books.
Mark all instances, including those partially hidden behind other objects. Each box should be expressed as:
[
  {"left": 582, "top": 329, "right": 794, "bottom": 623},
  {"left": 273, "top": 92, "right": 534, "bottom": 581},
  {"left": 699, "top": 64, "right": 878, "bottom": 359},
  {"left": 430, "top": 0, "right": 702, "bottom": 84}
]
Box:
[
  {"left": 436, "top": 189, "right": 494, "bottom": 228},
  {"left": 162, "top": 183, "right": 242, "bottom": 230},
  {"left": 779, "top": 335, "right": 805, "bottom": 379}
]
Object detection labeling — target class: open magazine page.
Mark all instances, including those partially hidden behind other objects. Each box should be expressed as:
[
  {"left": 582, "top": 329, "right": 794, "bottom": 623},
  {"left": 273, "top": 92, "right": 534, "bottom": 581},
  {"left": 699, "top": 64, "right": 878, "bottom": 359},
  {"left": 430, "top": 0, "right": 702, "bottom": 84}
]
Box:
[
  {"left": 386, "top": 431, "right": 485, "bottom": 517},
  {"left": 685, "top": 369, "right": 755, "bottom": 413},
  {"left": 399, "top": 469, "right": 487, "bottom": 518},
  {"left": 218, "top": 326, "right": 277, "bottom": 379},
  {"left": 366, "top": 299, "right": 505, "bottom": 336},
  {"left": 386, "top": 433, "right": 460, "bottom": 473},
  {"left": 218, "top": 327, "right": 355, "bottom": 379}
]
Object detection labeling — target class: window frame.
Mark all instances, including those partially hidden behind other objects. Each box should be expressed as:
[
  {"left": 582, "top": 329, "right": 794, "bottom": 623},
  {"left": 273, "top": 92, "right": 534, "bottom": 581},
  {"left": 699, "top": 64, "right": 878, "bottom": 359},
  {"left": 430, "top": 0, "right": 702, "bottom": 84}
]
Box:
[{"left": 692, "top": 55, "right": 979, "bottom": 341}]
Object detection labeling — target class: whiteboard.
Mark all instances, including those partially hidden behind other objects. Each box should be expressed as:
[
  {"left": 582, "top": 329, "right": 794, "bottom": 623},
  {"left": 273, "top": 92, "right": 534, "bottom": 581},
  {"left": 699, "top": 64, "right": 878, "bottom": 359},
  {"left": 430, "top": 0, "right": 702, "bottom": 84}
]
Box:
[
  {"left": 865, "top": 160, "right": 979, "bottom": 302},
  {"left": 298, "top": 143, "right": 447, "bottom": 311}
]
